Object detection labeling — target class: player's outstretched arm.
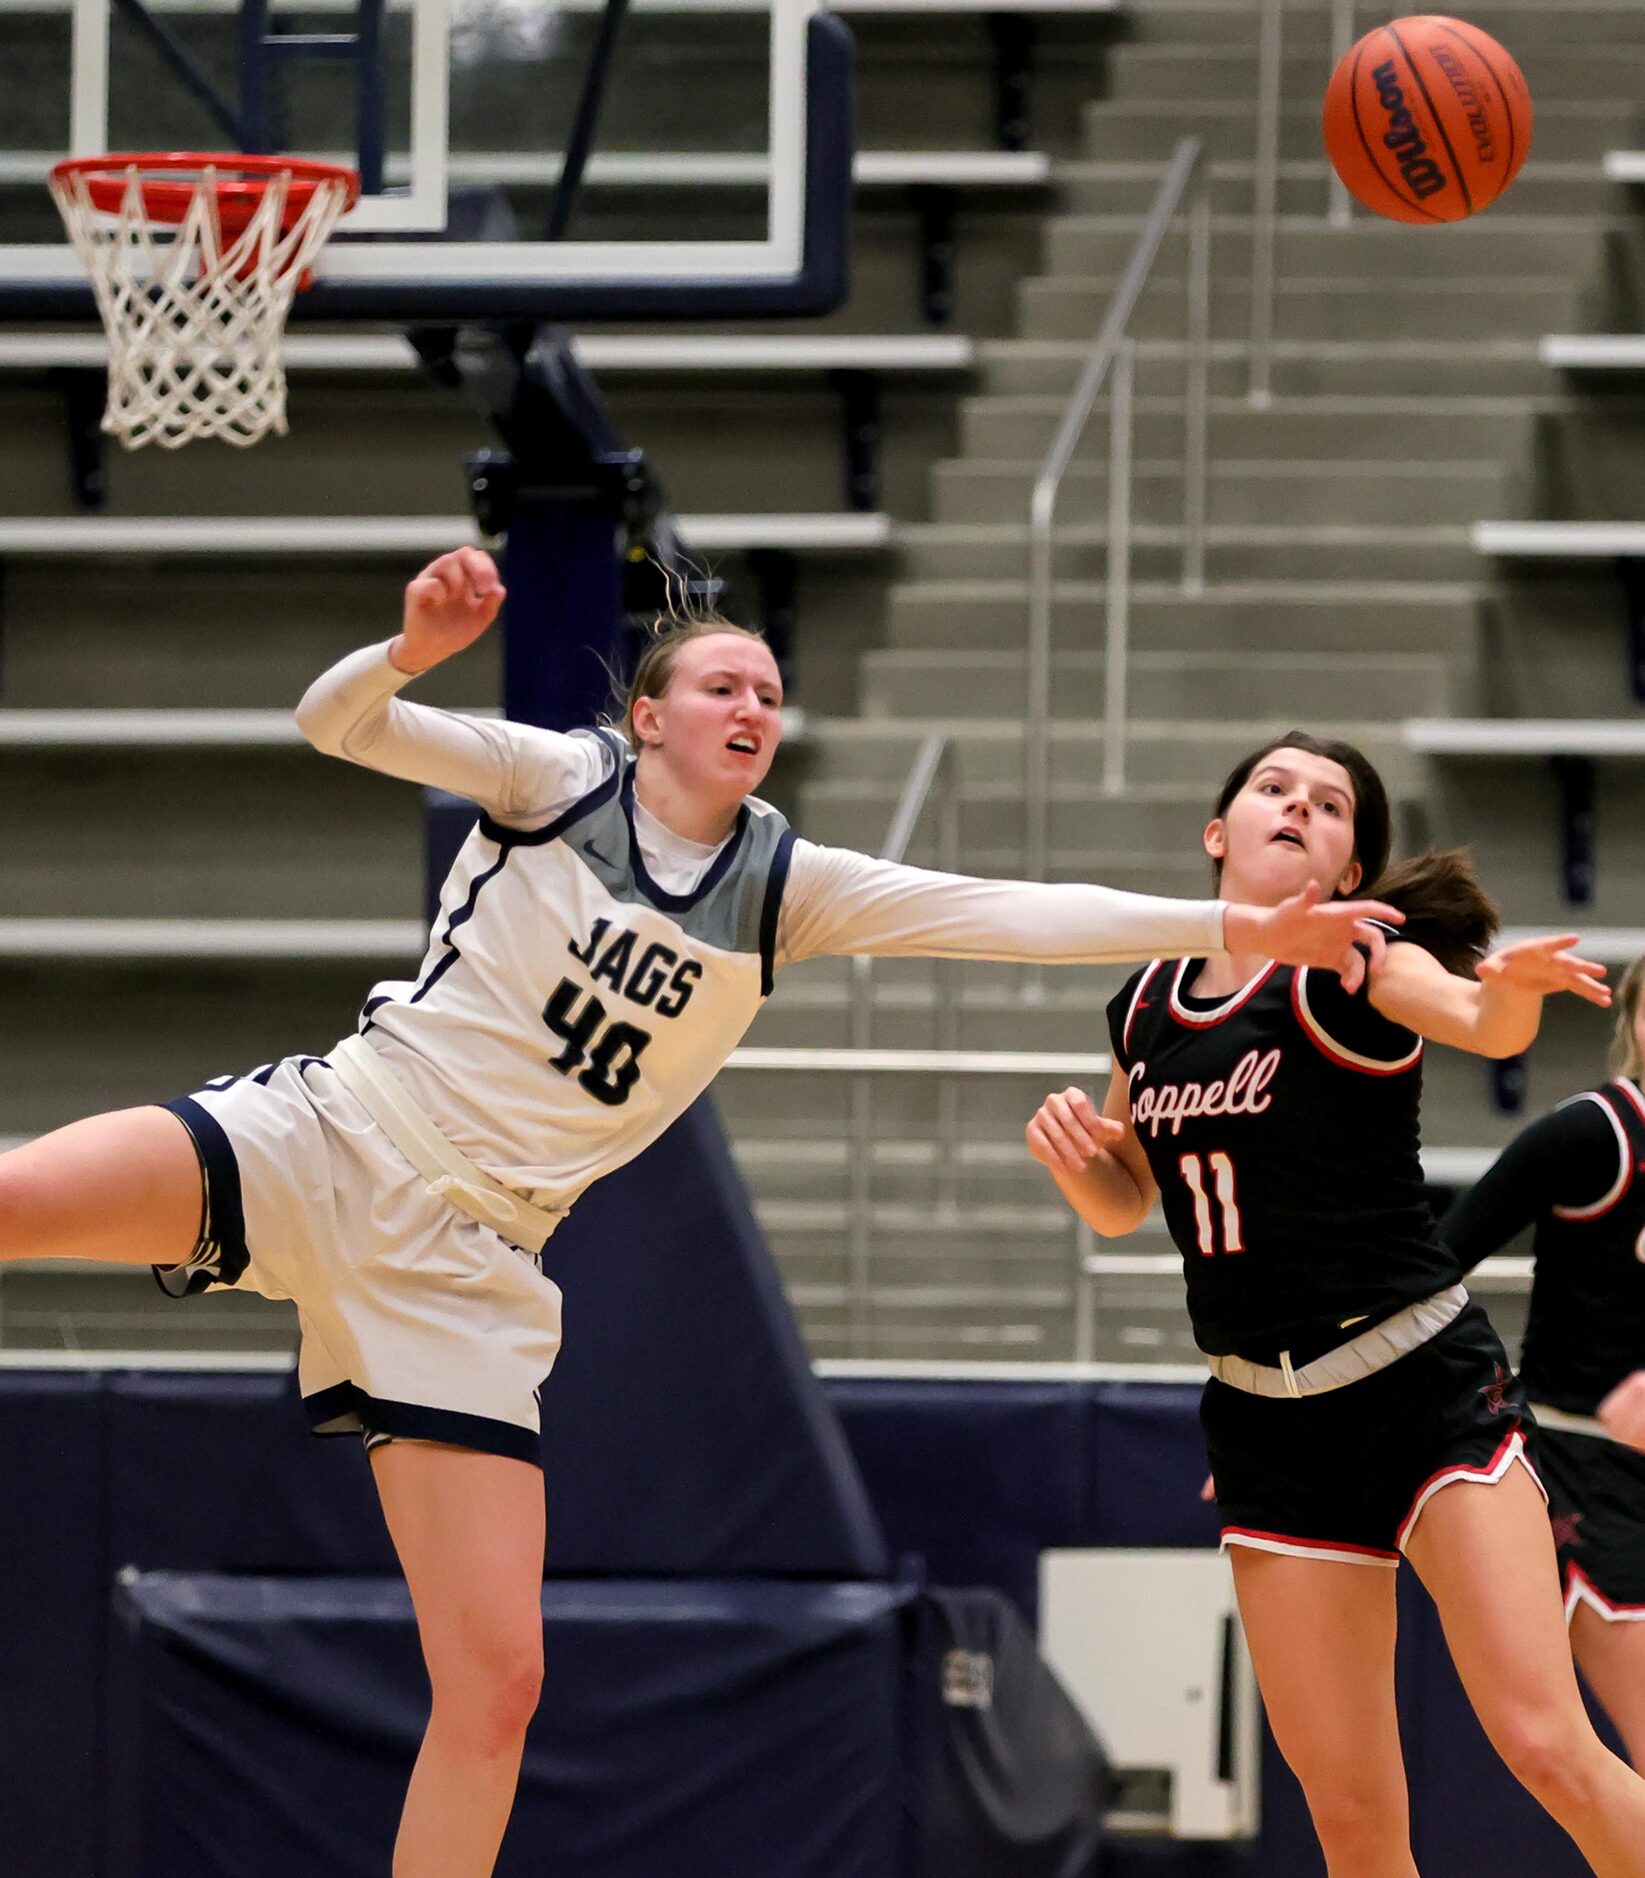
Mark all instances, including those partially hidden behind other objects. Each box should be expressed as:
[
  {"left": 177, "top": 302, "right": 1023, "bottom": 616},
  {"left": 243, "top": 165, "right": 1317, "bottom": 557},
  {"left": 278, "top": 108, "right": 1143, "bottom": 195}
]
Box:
[
  {"left": 1026, "top": 1073, "right": 1158, "bottom": 1237},
  {"left": 1368, "top": 932, "right": 1611, "bottom": 1058},
  {"left": 777, "top": 845, "right": 1400, "bottom": 986}
]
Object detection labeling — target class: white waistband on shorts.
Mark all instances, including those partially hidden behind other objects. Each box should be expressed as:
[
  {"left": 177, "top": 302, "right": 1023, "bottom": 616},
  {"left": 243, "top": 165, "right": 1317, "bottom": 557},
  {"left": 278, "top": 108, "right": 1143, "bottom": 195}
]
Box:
[
  {"left": 1529, "top": 1401, "right": 1613, "bottom": 1442},
  {"left": 327, "top": 1034, "right": 566, "bottom": 1255},
  {"left": 1207, "top": 1284, "right": 1470, "bottom": 1400}
]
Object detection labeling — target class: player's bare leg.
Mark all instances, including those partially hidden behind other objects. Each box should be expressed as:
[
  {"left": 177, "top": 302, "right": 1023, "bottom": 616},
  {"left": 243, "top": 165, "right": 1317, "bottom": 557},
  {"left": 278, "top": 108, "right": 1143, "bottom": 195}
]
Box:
[
  {"left": 1228, "top": 1547, "right": 1418, "bottom": 1877},
  {"left": 1571, "top": 1605, "right": 1645, "bottom": 1773},
  {"left": 370, "top": 1440, "right": 546, "bottom": 1878},
  {"left": 1406, "top": 1463, "right": 1645, "bottom": 1876},
  {"left": 0, "top": 1108, "right": 203, "bottom": 1266}
]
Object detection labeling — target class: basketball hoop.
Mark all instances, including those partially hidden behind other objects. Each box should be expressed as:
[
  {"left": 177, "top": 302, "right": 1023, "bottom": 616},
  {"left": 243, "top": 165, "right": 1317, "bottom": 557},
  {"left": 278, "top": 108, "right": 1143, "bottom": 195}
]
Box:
[{"left": 49, "top": 153, "right": 360, "bottom": 450}]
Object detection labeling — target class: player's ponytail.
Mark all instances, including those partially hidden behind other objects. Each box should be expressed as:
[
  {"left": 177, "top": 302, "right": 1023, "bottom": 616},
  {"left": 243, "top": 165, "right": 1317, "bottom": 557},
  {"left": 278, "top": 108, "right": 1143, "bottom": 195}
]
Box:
[
  {"left": 1213, "top": 732, "right": 1499, "bottom": 977},
  {"left": 1608, "top": 954, "right": 1645, "bottom": 1080}
]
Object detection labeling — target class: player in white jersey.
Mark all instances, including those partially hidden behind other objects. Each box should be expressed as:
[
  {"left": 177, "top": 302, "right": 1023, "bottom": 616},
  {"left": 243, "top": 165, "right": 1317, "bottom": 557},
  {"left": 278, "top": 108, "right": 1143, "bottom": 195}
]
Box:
[{"left": 0, "top": 548, "right": 1402, "bottom": 1878}]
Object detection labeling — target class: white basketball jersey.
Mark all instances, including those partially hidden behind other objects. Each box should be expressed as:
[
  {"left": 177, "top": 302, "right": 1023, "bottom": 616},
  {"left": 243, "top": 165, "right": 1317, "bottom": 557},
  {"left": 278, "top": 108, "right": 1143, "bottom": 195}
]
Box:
[{"left": 359, "top": 730, "right": 792, "bottom": 1217}]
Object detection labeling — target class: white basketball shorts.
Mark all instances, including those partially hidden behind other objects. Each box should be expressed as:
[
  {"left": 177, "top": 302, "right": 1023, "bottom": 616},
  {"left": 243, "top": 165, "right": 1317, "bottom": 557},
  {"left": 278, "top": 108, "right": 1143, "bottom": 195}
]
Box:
[{"left": 158, "top": 1053, "right": 564, "bottom": 1466}]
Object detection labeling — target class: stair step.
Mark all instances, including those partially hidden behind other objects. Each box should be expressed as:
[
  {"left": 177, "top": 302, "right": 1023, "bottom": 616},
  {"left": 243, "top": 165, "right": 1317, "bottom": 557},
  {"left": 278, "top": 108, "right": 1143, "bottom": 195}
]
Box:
[
  {"left": 931, "top": 457, "right": 1510, "bottom": 528},
  {"left": 957, "top": 393, "right": 1541, "bottom": 463},
  {"left": 895, "top": 520, "right": 1479, "bottom": 584},
  {"left": 863, "top": 646, "right": 1450, "bottom": 722},
  {"left": 1054, "top": 156, "right": 1616, "bottom": 220},
  {"left": 1019, "top": 273, "right": 1584, "bottom": 342},
  {"left": 975, "top": 336, "right": 1549, "bottom": 399},
  {"left": 1044, "top": 216, "right": 1613, "bottom": 280},
  {"left": 884, "top": 579, "right": 1482, "bottom": 657},
  {"left": 1081, "top": 98, "right": 1634, "bottom": 165}
]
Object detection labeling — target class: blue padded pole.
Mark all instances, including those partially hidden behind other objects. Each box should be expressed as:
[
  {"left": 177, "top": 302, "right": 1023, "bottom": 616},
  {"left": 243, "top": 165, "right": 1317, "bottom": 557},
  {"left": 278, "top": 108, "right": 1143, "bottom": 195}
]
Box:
[{"left": 499, "top": 494, "right": 625, "bottom": 734}]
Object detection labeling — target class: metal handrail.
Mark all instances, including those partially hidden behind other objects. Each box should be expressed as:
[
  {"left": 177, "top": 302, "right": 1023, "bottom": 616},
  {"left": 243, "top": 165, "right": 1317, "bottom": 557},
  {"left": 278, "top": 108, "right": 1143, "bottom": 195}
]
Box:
[
  {"left": 1328, "top": 0, "right": 1358, "bottom": 227},
  {"left": 1249, "top": 0, "right": 1283, "bottom": 406},
  {"left": 1025, "top": 136, "right": 1210, "bottom": 855}
]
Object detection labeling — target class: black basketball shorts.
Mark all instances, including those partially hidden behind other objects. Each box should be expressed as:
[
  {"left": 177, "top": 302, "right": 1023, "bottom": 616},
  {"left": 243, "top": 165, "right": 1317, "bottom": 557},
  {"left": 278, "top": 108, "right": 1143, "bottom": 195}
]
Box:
[
  {"left": 1202, "top": 1304, "right": 1542, "bottom": 1567},
  {"left": 1536, "top": 1424, "right": 1645, "bottom": 1623}
]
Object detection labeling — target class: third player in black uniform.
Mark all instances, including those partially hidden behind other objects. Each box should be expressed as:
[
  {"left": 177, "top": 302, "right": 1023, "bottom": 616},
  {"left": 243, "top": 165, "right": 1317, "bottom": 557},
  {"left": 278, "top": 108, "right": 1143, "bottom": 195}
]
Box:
[
  {"left": 1027, "top": 734, "right": 1645, "bottom": 1878},
  {"left": 1442, "top": 952, "right": 1645, "bottom": 1769}
]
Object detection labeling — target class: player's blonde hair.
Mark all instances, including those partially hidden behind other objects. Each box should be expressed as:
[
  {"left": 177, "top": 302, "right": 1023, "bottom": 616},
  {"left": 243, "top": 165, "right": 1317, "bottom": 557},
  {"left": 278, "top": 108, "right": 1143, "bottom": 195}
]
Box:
[
  {"left": 1609, "top": 954, "right": 1645, "bottom": 1080},
  {"left": 618, "top": 609, "right": 769, "bottom": 749}
]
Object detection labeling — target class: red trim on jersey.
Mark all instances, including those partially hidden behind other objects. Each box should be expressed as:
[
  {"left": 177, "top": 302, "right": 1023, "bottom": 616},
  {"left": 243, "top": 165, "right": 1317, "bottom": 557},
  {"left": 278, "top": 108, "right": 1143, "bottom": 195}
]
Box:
[
  {"left": 1395, "top": 1426, "right": 1542, "bottom": 1554},
  {"left": 1222, "top": 1524, "right": 1400, "bottom": 1564},
  {"left": 1167, "top": 957, "right": 1278, "bottom": 1029},
  {"left": 1289, "top": 968, "right": 1423, "bottom": 1077},
  {"left": 1550, "top": 1091, "right": 1632, "bottom": 1222},
  {"left": 1613, "top": 1078, "right": 1645, "bottom": 1128},
  {"left": 1566, "top": 1562, "right": 1645, "bottom": 1624},
  {"left": 1122, "top": 959, "right": 1167, "bottom": 1059}
]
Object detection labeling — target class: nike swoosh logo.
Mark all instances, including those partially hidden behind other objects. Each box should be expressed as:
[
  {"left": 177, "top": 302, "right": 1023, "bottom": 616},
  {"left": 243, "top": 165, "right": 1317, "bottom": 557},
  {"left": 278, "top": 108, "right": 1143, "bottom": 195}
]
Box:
[{"left": 582, "top": 839, "right": 617, "bottom": 868}]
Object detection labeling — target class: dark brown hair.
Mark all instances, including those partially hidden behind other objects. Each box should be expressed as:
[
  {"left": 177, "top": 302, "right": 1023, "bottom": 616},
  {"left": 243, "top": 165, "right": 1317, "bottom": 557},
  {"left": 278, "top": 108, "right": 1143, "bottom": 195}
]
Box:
[
  {"left": 617, "top": 611, "right": 769, "bottom": 748},
  {"left": 1211, "top": 731, "right": 1499, "bottom": 976}
]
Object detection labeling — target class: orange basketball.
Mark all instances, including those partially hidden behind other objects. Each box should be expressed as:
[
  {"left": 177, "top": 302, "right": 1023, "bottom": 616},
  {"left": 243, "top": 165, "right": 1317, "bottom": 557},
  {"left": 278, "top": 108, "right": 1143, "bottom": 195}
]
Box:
[{"left": 1322, "top": 15, "right": 1532, "bottom": 225}]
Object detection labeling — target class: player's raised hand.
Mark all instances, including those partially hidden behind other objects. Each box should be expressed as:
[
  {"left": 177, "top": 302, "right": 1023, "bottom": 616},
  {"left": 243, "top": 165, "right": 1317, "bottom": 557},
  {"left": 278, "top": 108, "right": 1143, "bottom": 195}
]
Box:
[
  {"left": 1600, "top": 1371, "right": 1645, "bottom": 1452},
  {"left": 1475, "top": 934, "right": 1612, "bottom": 1008},
  {"left": 390, "top": 547, "right": 507, "bottom": 675},
  {"left": 1026, "top": 1086, "right": 1125, "bottom": 1178},
  {"left": 1222, "top": 879, "right": 1404, "bottom": 995}
]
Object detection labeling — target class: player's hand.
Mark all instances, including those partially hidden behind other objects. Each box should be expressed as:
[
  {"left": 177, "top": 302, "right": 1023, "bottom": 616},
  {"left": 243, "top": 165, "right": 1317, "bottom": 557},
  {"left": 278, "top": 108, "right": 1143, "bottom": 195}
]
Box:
[
  {"left": 1026, "top": 1086, "right": 1124, "bottom": 1177},
  {"left": 1222, "top": 880, "right": 1404, "bottom": 995},
  {"left": 1199, "top": 1473, "right": 1216, "bottom": 1503},
  {"left": 1600, "top": 1372, "right": 1645, "bottom": 1452},
  {"left": 1475, "top": 934, "right": 1612, "bottom": 1008},
  {"left": 390, "top": 547, "right": 506, "bottom": 675}
]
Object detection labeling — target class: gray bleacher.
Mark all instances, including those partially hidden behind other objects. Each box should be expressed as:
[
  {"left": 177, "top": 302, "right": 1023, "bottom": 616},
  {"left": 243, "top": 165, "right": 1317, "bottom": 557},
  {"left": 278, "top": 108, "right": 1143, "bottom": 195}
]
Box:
[{"left": 5, "top": 0, "right": 1645, "bottom": 1366}]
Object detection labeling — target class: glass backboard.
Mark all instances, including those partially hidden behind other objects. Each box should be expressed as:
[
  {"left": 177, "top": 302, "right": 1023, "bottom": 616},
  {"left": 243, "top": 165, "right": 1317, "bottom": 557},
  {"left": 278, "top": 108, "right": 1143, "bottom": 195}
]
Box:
[{"left": 0, "top": 0, "right": 849, "bottom": 318}]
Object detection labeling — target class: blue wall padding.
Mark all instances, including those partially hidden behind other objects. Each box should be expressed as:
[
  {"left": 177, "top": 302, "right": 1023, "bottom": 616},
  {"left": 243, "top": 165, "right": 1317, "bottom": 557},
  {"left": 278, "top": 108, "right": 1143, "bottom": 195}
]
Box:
[
  {"left": 102, "top": 1371, "right": 392, "bottom": 1573},
  {"left": 0, "top": 1373, "right": 106, "bottom": 1878},
  {"left": 827, "top": 1381, "right": 1089, "bottom": 1621},
  {"left": 534, "top": 1098, "right": 890, "bottom": 1579},
  {"left": 114, "top": 1573, "right": 913, "bottom": 1878},
  {"left": 1086, "top": 1385, "right": 1223, "bottom": 1549},
  {"left": 0, "top": 1370, "right": 1605, "bottom": 1878}
]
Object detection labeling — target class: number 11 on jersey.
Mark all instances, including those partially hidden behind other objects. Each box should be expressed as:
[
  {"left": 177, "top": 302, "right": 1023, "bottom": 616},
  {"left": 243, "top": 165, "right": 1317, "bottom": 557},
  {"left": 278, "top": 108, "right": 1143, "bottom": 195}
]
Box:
[{"left": 1179, "top": 1152, "right": 1245, "bottom": 1257}]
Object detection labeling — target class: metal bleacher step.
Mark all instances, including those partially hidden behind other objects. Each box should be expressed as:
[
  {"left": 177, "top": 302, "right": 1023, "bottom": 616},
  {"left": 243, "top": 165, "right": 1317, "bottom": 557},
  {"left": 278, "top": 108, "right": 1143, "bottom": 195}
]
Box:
[
  {"left": 0, "top": 331, "right": 980, "bottom": 379},
  {"left": 0, "top": 514, "right": 891, "bottom": 557},
  {"left": 1473, "top": 521, "right": 1645, "bottom": 561}
]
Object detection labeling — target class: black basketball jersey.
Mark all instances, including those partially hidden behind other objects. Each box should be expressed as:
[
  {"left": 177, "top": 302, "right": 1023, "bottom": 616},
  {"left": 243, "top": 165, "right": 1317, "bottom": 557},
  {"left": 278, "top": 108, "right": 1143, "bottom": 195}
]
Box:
[
  {"left": 1107, "top": 943, "right": 1456, "bottom": 1360},
  {"left": 1519, "top": 1082, "right": 1645, "bottom": 1414}
]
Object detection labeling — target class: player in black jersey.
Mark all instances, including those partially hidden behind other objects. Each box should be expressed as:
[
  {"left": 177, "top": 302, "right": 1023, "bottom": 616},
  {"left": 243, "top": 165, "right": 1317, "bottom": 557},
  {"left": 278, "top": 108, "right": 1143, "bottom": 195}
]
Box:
[
  {"left": 1027, "top": 733, "right": 1645, "bottom": 1877},
  {"left": 1441, "top": 952, "right": 1645, "bottom": 1769}
]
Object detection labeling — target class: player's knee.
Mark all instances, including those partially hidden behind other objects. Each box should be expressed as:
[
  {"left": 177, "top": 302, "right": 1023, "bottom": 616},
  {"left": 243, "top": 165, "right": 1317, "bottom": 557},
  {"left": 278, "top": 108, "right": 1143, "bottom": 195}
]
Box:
[
  {"left": 1301, "top": 1777, "right": 1407, "bottom": 1860},
  {"left": 1491, "top": 1709, "right": 1602, "bottom": 1815},
  {"left": 431, "top": 1629, "right": 544, "bottom": 1752}
]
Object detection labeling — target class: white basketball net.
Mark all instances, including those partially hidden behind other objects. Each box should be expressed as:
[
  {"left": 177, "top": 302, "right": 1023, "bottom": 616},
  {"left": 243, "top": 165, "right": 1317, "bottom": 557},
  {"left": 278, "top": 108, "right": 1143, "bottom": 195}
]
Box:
[{"left": 50, "top": 161, "right": 355, "bottom": 450}]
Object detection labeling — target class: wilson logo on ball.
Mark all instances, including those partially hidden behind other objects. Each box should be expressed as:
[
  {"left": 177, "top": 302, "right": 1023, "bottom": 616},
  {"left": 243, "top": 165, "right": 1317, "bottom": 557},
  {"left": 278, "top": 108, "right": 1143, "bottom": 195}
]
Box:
[{"left": 1370, "top": 59, "right": 1449, "bottom": 202}]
